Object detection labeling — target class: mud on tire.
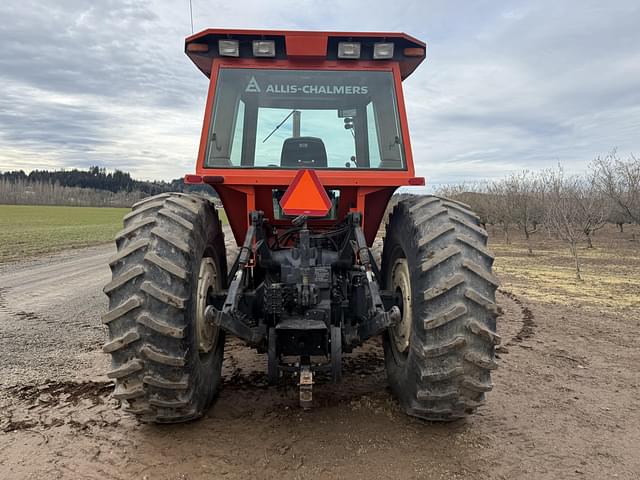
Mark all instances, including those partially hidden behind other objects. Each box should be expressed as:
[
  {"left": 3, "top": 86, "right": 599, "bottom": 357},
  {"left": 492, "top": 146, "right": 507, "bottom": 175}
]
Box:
[
  {"left": 102, "top": 193, "right": 226, "bottom": 423},
  {"left": 382, "top": 195, "right": 500, "bottom": 421}
]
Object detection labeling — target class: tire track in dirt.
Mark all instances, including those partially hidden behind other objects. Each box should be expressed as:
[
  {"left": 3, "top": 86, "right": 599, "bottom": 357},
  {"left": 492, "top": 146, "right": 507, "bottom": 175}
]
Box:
[
  {"left": 495, "top": 289, "right": 536, "bottom": 355},
  {"left": 0, "top": 285, "right": 53, "bottom": 332},
  {"left": 1, "top": 342, "right": 389, "bottom": 434},
  {"left": 1, "top": 380, "right": 120, "bottom": 434}
]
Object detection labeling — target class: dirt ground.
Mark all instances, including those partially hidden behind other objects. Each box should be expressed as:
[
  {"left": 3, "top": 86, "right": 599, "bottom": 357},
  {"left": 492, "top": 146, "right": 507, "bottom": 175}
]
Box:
[{"left": 1, "top": 225, "right": 639, "bottom": 479}]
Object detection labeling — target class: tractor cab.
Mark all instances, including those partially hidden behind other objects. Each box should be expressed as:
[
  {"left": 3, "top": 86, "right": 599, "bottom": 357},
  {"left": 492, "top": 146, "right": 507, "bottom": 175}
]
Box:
[{"left": 184, "top": 29, "right": 426, "bottom": 245}]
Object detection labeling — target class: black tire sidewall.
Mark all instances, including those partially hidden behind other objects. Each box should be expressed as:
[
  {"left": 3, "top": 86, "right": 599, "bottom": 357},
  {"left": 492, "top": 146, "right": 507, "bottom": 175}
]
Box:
[
  {"left": 186, "top": 202, "right": 225, "bottom": 414},
  {"left": 382, "top": 207, "right": 421, "bottom": 407}
]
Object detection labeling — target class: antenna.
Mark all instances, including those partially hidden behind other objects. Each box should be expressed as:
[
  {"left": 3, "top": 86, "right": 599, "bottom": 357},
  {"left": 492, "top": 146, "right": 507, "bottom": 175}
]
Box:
[{"left": 189, "top": 0, "right": 194, "bottom": 34}]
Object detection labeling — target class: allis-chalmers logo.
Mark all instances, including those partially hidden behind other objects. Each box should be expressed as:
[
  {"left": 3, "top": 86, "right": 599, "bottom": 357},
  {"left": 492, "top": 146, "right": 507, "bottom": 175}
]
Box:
[
  {"left": 245, "top": 76, "right": 368, "bottom": 95},
  {"left": 245, "top": 76, "right": 262, "bottom": 93}
]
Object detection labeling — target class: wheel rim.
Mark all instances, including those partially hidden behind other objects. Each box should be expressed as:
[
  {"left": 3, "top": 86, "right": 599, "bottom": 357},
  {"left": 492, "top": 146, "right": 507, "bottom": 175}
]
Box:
[
  {"left": 196, "top": 257, "right": 219, "bottom": 354},
  {"left": 390, "top": 257, "right": 412, "bottom": 355}
]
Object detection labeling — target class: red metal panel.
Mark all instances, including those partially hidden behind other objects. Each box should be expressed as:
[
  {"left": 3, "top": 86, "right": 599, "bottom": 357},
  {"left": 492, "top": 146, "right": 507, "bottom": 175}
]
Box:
[
  {"left": 285, "top": 34, "right": 328, "bottom": 57},
  {"left": 215, "top": 184, "right": 395, "bottom": 247},
  {"left": 391, "top": 61, "right": 416, "bottom": 182},
  {"left": 195, "top": 57, "right": 219, "bottom": 184},
  {"left": 213, "top": 185, "right": 248, "bottom": 245},
  {"left": 363, "top": 187, "right": 396, "bottom": 244}
]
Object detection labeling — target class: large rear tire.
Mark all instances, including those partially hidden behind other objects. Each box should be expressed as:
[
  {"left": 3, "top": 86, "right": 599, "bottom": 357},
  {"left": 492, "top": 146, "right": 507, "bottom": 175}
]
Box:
[
  {"left": 102, "top": 192, "right": 227, "bottom": 423},
  {"left": 382, "top": 195, "right": 500, "bottom": 421}
]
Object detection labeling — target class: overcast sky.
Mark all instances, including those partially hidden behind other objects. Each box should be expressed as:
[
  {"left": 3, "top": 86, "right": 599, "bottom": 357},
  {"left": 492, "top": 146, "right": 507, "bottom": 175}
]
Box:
[{"left": 0, "top": 0, "right": 638, "bottom": 185}]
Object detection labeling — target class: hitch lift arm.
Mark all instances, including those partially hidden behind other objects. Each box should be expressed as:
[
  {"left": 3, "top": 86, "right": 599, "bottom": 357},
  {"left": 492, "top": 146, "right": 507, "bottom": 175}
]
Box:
[{"left": 204, "top": 211, "right": 267, "bottom": 347}]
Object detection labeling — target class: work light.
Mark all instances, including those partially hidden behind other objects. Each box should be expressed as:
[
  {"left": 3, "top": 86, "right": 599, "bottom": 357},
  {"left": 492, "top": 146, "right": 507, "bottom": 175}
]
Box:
[
  {"left": 373, "top": 42, "right": 394, "bottom": 59},
  {"left": 252, "top": 40, "right": 276, "bottom": 57},
  {"left": 218, "top": 39, "right": 239, "bottom": 57},
  {"left": 337, "top": 42, "right": 361, "bottom": 59}
]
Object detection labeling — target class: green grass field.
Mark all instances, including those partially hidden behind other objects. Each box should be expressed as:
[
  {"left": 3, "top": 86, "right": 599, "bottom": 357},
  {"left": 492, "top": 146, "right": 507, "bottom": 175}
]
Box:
[
  {"left": 0, "top": 204, "right": 229, "bottom": 264},
  {"left": 0, "top": 205, "right": 129, "bottom": 263},
  {"left": 0, "top": 205, "right": 227, "bottom": 263}
]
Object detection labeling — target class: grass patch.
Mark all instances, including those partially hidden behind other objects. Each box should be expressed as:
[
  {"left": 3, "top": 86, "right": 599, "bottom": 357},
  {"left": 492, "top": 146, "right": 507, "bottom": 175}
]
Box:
[
  {"left": 0, "top": 204, "right": 229, "bottom": 264},
  {"left": 216, "top": 208, "right": 228, "bottom": 225},
  {"left": 491, "top": 230, "right": 640, "bottom": 311},
  {"left": 0, "top": 205, "right": 128, "bottom": 263}
]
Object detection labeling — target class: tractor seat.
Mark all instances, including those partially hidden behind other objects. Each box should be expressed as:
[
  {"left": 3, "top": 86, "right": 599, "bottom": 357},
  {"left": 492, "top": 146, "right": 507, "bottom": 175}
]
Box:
[{"left": 280, "top": 137, "right": 327, "bottom": 168}]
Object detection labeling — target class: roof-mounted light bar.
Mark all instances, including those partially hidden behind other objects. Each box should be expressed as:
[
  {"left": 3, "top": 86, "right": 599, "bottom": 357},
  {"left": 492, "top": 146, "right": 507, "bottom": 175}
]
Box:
[
  {"left": 186, "top": 30, "right": 426, "bottom": 80},
  {"left": 204, "top": 36, "right": 424, "bottom": 62}
]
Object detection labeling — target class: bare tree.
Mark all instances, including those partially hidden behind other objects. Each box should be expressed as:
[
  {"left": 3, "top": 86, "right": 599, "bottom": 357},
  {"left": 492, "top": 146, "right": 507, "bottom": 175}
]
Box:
[
  {"left": 571, "top": 172, "right": 610, "bottom": 248},
  {"left": 593, "top": 151, "right": 640, "bottom": 234},
  {"left": 485, "top": 180, "right": 513, "bottom": 243},
  {"left": 542, "top": 166, "right": 584, "bottom": 280},
  {"left": 501, "top": 171, "right": 545, "bottom": 255},
  {"left": 607, "top": 204, "right": 632, "bottom": 232}
]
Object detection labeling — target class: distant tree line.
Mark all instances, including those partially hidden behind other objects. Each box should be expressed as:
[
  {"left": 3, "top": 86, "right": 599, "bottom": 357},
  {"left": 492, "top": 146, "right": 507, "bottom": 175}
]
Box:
[
  {"left": 0, "top": 166, "right": 215, "bottom": 207},
  {"left": 436, "top": 151, "right": 639, "bottom": 280},
  {"left": 0, "top": 178, "right": 148, "bottom": 207},
  {"left": 0, "top": 166, "right": 213, "bottom": 195}
]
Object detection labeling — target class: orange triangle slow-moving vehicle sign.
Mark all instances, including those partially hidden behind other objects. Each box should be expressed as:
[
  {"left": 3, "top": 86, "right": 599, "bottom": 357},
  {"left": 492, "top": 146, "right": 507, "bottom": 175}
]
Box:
[{"left": 280, "top": 169, "right": 332, "bottom": 217}]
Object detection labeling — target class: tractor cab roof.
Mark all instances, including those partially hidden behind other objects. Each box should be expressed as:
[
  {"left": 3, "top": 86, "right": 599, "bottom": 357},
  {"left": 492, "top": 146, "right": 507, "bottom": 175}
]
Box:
[{"left": 185, "top": 28, "right": 426, "bottom": 80}]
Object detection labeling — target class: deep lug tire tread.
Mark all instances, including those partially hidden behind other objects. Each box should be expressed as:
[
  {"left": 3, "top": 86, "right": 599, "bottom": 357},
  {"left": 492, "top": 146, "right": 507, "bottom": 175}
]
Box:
[
  {"left": 382, "top": 195, "right": 499, "bottom": 421},
  {"left": 102, "top": 192, "right": 227, "bottom": 423}
]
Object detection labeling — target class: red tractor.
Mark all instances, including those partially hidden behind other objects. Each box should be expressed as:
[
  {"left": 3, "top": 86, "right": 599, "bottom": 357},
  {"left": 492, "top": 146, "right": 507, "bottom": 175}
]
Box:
[{"left": 103, "top": 29, "right": 499, "bottom": 423}]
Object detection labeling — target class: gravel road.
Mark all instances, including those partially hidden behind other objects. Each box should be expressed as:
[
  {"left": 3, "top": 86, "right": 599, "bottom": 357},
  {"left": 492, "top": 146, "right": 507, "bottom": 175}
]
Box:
[
  {"left": 1, "top": 233, "right": 639, "bottom": 479},
  {"left": 0, "top": 244, "right": 112, "bottom": 386}
]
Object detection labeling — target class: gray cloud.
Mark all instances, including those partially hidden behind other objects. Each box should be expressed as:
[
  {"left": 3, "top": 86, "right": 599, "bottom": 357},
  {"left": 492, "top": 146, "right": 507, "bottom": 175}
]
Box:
[{"left": 0, "top": 0, "right": 638, "bottom": 184}]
